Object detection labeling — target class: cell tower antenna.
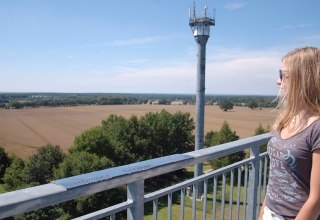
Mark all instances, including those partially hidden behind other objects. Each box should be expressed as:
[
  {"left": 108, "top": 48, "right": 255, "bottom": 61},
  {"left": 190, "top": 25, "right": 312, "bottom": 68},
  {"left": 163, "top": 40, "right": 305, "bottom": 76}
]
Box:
[
  {"left": 194, "top": 1, "right": 196, "bottom": 17},
  {"left": 188, "top": 3, "right": 215, "bottom": 203}
]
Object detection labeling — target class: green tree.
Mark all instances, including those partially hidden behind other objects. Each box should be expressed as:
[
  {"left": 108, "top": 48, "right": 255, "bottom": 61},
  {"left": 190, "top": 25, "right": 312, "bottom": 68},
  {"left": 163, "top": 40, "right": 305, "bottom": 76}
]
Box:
[
  {"left": 248, "top": 100, "right": 259, "bottom": 109},
  {"left": 139, "top": 110, "right": 194, "bottom": 159},
  {"left": 219, "top": 100, "right": 234, "bottom": 112},
  {"left": 10, "top": 100, "right": 23, "bottom": 109},
  {"left": 255, "top": 123, "right": 269, "bottom": 135},
  {"left": 54, "top": 151, "right": 114, "bottom": 178},
  {"left": 14, "top": 207, "right": 64, "bottom": 220},
  {"left": 3, "top": 156, "right": 26, "bottom": 191},
  {"left": 24, "top": 144, "right": 65, "bottom": 185},
  {"left": 254, "top": 123, "right": 270, "bottom": 152},
  {"left": 0, "top": 146, "right": 10, "bottom": 183},
  {"left": 206, "top": 121, "right": 244, "bottom": 170},
  {"left": 71, "top": 126, "right": 111, "bottom": 156},
  {"left": 204, "top": 130, "right": 218, "bottom": 147},
  {"left": 101, "top": 114, "right": 144, "bottom": 164},
  {"left": 71, "top": 114, "right": 146, "bottom": 166},
  {"left": 211, "top": 121, "right": 239, "bottom": 145},
  {"left": 15, "top": 151, "right": 118, "bottom": 220},
  {"left": 139, "top": 110, "right": 195, "bottom": 191},
  {"left": 72, "top": 111, "right": 195, "bottom": 166},
  {"left": 71, "top": 110, "right": 194, "bottom": 193}
]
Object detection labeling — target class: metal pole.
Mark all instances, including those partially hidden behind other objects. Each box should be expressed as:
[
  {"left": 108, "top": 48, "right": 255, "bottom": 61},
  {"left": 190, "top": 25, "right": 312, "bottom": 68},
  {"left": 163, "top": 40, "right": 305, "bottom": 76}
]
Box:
[
  {"left": 194, "top": 35, "right": 209, "bottom": 198},
  {"left": 127, "top": 180, "right": 144, "bottom": 220},
  {"left": 247, "top": 144, "right": 260, "bottom": 220}
]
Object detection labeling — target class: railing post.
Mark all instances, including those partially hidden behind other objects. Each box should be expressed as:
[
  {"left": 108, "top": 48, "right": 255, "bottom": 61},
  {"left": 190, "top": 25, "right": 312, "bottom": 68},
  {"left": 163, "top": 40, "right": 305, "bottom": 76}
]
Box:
[
  {"left": 247, "top": 144, "right": 260, "bottom": 220},
  {"left": 127, "top": 180, "right": 144, "bottom": 220}
]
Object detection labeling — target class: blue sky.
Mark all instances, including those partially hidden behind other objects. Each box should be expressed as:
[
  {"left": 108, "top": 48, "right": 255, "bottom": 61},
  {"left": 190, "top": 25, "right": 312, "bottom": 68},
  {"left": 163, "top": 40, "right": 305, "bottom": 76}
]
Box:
[{"left": 1, "top": 0, "right": 319, "bottom": 95}]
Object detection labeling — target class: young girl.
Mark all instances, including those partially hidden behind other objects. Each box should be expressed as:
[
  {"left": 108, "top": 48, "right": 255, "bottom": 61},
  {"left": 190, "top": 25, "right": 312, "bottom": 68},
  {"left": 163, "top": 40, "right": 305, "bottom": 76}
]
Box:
[{"left": 259, "top": 47, "right": 320, "bottom": 220}]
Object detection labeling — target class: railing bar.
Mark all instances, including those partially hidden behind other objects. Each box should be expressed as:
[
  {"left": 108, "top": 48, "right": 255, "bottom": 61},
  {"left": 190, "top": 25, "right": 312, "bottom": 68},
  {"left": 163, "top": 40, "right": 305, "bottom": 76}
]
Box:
[
  {"left": 262, "top": 156, "right": 268, "bottom": 198},
  {"left": 127, "top": 180, "right": 144, "bottom": 220},
  {"left": 72, "top": 201, "right": 133, "bottom": 220},
  {"left": 257, "top": 159, "right": 263, "bottom": 216},
  {"left": 203, "top": 179, "right": 208, "bottom": 220},
  {"left": 229, "top": 169, "right": 234, "bottom": 220},
  {"left": 236, "top": 166, "right": 241, "bottom": 220},
  {"left": 168, "top": 193, "right": 172, "bottom": 220},
  {"left": 110, "top": 214, "right": 115, "bottom": 220},
  {"left": 212, "top": 176, "right": 217, "bottom": 220},
  {"left": 181, "top": 188, "right": 185, "bottom": 220},
  {"left": 192, "top": 184, "right": 197, "bottom": 220},
  {"left": 259, "top": 151, "right": 269, "bottom": 158},
  {"left": 242, "top": 164, "right": 249, "bottom": 220},
  {"left": 247, "top": 144, "right": 260, "bottom": 220},
  {"left": 145, "top": 157, "right": 255, "bottom": 203},
  {"left": 184, "top": 133, "right": 271, "bottom": 163},
  {"left": 221, "top": 173, "right": 226, "bottom": 220},
  {"left": 153, "top": 198, "right": 158, "bottom": 220}
]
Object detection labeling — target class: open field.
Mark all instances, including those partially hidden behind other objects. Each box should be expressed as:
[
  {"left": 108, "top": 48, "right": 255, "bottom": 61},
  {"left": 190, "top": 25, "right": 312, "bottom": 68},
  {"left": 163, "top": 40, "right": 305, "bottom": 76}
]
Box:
[{"left": 0, "top": 105, "right": 276, "bottom": 159}]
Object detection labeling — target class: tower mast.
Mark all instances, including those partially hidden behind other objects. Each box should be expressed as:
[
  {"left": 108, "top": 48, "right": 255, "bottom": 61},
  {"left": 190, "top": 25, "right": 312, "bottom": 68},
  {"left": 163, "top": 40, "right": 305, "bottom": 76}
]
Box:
[{"left": 189, "top": 3, "right": 215, "bottom": 202}]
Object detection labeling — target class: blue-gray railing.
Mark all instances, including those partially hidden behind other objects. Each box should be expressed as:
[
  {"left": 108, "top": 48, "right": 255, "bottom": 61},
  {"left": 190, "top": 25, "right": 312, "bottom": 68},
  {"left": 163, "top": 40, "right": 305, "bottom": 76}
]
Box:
[{"left": 0, "top": 133, "right": 272, "bottom": 220}]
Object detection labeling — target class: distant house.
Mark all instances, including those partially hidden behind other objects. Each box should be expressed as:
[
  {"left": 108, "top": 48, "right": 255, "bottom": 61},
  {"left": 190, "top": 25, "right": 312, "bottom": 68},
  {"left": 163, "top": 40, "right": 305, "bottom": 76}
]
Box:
[
  {"left": 151, "top": 100, "right": 160, "bottom": 105},
  {"left": 170, "top": 100, "right": 185, "bottom": 105}
]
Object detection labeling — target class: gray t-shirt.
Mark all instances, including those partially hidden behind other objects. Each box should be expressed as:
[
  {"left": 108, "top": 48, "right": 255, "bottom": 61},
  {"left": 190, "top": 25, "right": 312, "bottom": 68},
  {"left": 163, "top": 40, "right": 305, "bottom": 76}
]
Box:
[{"left": 266, "top": 118, "right": 320, "bottom": 220}]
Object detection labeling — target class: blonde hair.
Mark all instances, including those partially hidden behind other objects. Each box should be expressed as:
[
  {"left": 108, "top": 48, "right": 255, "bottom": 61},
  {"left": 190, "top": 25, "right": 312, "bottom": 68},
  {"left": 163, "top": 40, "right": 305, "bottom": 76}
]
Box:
[{"left": 273, "top": 47, "right": 320, "bottom": 131}]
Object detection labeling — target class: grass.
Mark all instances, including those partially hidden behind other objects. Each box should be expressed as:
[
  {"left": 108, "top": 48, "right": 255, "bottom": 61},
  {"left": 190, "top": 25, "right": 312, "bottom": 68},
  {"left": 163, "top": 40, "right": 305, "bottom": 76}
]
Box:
[
  {"left": 184, "top": 162, "right": 213, "bottom": 173},
  {"left": 144, "top": 167, "right": 257, "bottom": 220},
  {"left": 0, "top": 184, "right": 6, "bottom": 193},
  {"left": 144, "top": 186, "right": 249, "bottom": 220}
]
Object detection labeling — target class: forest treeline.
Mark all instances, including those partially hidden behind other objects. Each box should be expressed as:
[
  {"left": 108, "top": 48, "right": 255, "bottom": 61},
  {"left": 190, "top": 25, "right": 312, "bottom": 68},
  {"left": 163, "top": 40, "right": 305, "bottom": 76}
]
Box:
[
  {"left": 0, "top": 110, "right": 269, "bottom": 219},
  {"left": 0, "top": 93, "right": 277, "bottom": 109}
]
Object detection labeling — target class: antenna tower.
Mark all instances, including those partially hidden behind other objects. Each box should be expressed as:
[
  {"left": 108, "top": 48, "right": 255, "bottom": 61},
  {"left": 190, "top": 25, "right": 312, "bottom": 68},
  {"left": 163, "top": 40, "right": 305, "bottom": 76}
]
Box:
[{"left": 189, "top": 2, "right": 215, "bottom": 202}]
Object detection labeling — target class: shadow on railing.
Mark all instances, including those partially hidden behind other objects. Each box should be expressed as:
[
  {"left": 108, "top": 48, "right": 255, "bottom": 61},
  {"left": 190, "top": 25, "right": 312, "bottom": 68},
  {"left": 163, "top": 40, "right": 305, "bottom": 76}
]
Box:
[{"left": 0, "top": 133, "right": 272, "bottom": 220}]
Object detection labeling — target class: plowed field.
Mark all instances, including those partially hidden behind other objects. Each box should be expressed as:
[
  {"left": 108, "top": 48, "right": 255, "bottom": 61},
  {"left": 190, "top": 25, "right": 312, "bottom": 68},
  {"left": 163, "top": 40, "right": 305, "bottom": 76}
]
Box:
[{"left": 0, "top": 105, "right": 276, "bottom": 159}]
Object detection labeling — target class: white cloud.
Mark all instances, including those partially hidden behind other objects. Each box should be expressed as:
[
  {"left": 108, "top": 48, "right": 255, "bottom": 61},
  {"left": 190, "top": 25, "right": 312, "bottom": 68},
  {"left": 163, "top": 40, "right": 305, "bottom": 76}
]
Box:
[
  {"left": 225, "top": 2, "right": 247, "bottom": 10},
  {"left": 94, "top": 63, "right": 197, "bottom": 93},
  {"left": 67, "top": 47, "right": 282, "bottom": 95},
  {"left": 122, "top": 59, "right": 149, "bottom": 64},
  {"left": 1, "top": 46, "right": 284, "bottom": 95},
  {"left": 82, "top": 36, "right": 164, "bottom": 48},
  {"left": 203, "top": 47, "right": 282, "bottom": 94},
  {"left": 111, "top": 36, "right": 163, "bottom": 46},
  {"left": 275, "top": 23, "right": 316, "bottom": 31},
  {"left": 82, "top": 42, "right": 109, "bottom": 48}
]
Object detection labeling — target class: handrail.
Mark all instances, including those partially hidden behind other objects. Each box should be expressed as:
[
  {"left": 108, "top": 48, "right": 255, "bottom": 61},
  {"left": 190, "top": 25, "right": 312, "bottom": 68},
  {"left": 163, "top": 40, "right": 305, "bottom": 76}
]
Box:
[{"left": 0, "top": 133, "right": 272, "bottom": 219}]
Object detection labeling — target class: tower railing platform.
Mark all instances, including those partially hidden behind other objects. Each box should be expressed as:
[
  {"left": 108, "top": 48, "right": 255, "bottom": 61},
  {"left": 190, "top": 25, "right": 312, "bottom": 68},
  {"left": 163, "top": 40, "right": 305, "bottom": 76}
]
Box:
[
  {"left": 189, "top": 15, "right": 215, "bottom": 26},
  {"left": 0, "top": 133, "right": 272, "bottom": 220}
]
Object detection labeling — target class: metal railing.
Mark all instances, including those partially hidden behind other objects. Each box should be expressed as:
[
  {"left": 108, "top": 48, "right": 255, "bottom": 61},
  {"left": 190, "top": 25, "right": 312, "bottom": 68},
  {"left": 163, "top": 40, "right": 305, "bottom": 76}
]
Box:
[{"left": 0, "top": 133, "right": 272, "bottom": 220}]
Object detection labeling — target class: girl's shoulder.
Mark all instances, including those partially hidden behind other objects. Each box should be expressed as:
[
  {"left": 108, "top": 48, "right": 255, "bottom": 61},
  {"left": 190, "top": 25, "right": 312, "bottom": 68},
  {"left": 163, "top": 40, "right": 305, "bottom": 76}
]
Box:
[
  {"left": 279, "top": 117, "right": 320, "bottom": 140},
  {"left": 307, "top": 116, "right": 320, "bottom": 127}
]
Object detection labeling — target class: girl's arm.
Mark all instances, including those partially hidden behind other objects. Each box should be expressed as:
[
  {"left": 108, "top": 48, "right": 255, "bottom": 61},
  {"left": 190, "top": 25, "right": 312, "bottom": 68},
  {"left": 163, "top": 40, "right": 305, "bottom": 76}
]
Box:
[
  {"left": 258, "top": 196, "right": 267, "bottom": 220},
  {"left": 295, "top": 148, "right": 320, "bottom": 220}
]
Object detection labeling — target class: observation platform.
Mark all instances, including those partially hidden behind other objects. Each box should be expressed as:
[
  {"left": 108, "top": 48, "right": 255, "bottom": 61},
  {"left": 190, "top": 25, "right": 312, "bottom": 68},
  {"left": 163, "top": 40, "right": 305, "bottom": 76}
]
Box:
[{"left": 0, "top": 133, "right": 271, "bottom": 220}]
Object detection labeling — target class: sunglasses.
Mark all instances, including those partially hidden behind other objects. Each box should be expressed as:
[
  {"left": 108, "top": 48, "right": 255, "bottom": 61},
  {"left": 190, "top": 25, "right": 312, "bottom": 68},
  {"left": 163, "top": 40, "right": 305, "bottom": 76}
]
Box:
[{"left": 279, "top": 69, "right": 288, "bottom": 81}]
